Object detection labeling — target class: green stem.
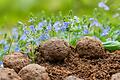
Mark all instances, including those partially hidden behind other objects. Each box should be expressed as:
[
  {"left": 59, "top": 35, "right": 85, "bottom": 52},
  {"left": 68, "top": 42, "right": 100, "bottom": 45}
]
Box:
[{"left": 8, "top": 39, "right": 13, "bottom": 54}]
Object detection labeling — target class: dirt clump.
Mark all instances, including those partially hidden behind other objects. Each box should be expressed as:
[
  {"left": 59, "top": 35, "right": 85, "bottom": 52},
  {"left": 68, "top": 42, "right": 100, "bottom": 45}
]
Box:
[
  {"left": 35, "top": 50, "right": 120, "bottom": 80},
  {"left": 75, "top": 36, "right": 106, "bottom": 59},
  {"left": 3, "top": 52, "right": 31, "bottom": 73},
  {"left": 0, "top": 68, "right": 22, "bottom": 80},
  {"left": 64, "top": 76, "right": 84, "bottom": 80},
  {"left": 111, "top": 73, "right": 120, "bottom": 80},
  {"left": 35, "top": 37, "right": 120, "bottom": 80},
  {"left": 18, "top": 64, "right": 50, "bottom": 80},
  {"left": 35, "top": 38, "right": 72, "bottom": 62}
]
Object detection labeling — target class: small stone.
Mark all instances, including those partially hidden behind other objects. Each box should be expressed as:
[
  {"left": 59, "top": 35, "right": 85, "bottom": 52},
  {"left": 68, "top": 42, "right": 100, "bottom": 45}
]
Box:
[
  {"left": 3, "top": 52, "right": 31, "bottom": 73},
  {"left": 111, "top": 73, "right": 120, "bottom": 80},
  {"left": 0, "top": 68, "right": 22, "bottom": 80},
  {"left": 64, "top": 76, "right": 84, "bottom": 80},
  {"left": 18, "top": 64, "right": 50, "bottom": 80}
]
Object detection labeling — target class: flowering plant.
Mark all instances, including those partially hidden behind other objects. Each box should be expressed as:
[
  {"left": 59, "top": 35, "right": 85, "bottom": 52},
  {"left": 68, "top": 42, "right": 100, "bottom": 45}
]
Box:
[{"left": 0, "top": 1, "right": 120, "bottom": 62}]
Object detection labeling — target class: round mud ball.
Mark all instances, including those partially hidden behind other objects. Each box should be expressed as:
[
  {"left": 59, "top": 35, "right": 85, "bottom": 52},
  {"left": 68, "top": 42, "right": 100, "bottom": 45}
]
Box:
[
  {"left": 0, "top": 68, "right": 22, "bottom": 80},
  {"left": 36, "top": 39, "right": 71, "bottom": 62},
  {"left": 111, "top": 73, "right": 120, "bottom": 80},
  {"left": 3, "top": 52, "right": 31, "bottom": 73},
  {"left": 64, "top": 76, "right": 84, "bottom": 80},
  {"left": 18, "top": 64, "right": 50, "bottom": 80},
  {"left": 75, "top": 36, "right": 105, "bottom": 58}
]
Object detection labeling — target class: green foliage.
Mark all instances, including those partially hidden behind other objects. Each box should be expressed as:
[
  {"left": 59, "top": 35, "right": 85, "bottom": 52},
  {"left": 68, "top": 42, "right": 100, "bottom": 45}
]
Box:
[{"left": 0, "top": 0, "right": 120, "bottom": 28}]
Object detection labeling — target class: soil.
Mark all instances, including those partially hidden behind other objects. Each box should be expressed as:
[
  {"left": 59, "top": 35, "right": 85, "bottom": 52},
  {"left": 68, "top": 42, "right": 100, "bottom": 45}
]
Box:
[
  {"left": 0, "top": 68, "right": 22, "bottom": 80},
  {"left": 3, "top": 52, "right": 31, "bottom": 73},
  {"left": 75, "top": 36, "right": 105, "bottom": 59},
  {"left": 18, "top": 64, "right": 50, "bottom": 80},
  {"left": 113, "top": 50, "right": 120, "bottom": 55},
  {"left": 35, "top": 39, "right": 71, "bottom": 62},
  {"left": 35, "top": 48, "right": 120, "bottom": 80}
]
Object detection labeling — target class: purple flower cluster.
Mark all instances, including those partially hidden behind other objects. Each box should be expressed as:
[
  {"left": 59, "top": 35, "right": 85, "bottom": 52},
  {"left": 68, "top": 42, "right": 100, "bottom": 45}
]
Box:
[
  {"left": 0, "top": 15, "right": 119, "bottom": 59},
  {"left": 98, "top": 2, "right": 110, "bottom": 11},
  {"left": 101, "top": 27, "right": 110, "bottom": 36},
  {"left": 89, "top": 18, "right": 101, "bottom": 27}
]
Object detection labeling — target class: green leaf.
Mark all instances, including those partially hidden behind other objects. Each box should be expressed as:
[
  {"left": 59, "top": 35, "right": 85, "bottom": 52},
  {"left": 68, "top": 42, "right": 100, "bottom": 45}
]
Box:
[{"left": 103, "top": 41, "right": 120, "bottom": 51}]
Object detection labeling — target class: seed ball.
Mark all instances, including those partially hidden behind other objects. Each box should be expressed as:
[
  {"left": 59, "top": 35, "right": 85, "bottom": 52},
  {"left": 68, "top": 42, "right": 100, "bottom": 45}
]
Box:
[
  {"left": 3, "top": 52, "right": 31, "bottom": 73},
  {"left": 75, "top": 36, "right": 105, "bottom": 58},
  {"left": 18, "top": 64, "right": 50, "bottom": 80},
  {"left": 0, "top": 68, "right": 22, "bottom": 80},
  {"left": 111, "top": 73, "right": 120, "bottom": 80},
  {"left": 35, "top": 39, "right": 71, "bottom": 62},
  {"left": 64, "top": 76, "right": 84, "bottom": 80}
]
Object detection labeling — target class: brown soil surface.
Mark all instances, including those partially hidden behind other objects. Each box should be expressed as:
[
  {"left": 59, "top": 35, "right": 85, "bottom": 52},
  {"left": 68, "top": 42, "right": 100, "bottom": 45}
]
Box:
[
  {"left": 35, "top": 48, "right": 120, "bottom": 80},
  {"left": 113, "top": 50, "right": 120, "bottom": 55}
]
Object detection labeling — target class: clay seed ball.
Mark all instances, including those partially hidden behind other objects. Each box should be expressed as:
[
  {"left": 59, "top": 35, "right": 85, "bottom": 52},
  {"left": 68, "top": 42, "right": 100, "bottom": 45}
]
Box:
[
  {"left": 0, "top": 68, "right": 22, "bottom": 80},
  {"left": 75, "top": 36, "right": 105, "bottom": 58},
  {"left": 64, "top": 76, "right": 84, "bottom": 80},
  {"left": 3, "top": 52, "right": 31, "bottom": 73},
  {"left": 18, "top": 64, "right": 50, "bottom": 80},
  {"left": 36, "top": 39, "right": 71, "bottom": 62},
  {"left": 111, "top": 73, "right": 120, "bottom": 80}
]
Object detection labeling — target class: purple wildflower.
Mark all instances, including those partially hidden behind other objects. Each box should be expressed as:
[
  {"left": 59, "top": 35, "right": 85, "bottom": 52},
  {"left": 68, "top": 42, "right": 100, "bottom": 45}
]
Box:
[
  {"left": 101, "top": 27, "right": 110, "bottom": 36},
  {"left": 12, "top": 28, "right": 18, "bottom": 39},
  {"left": 29, "top": 25, "right": 35, "bottom": 32},
  {"left": 15, "top": 46, "right": 20, "bottom": 52},
  {"left": 61, "top": 22, "right": 69, "bottom": 31},
  {"left": 20, "top": 34, "right": 27, "bottom": 41},
  {"left": 98, "top": 2, "right": 110, "bottom": 11},
  {"left": 24, "top": 30, "right": 29, "bottom": 34},
  {"left": 35, "top": 38, "right": 41, "bottom": 46},
  {"left": 37, "top": 22, "right": 44, "bottom": 30},
  {"left": 89, "top": 18, "right": 94, "bottom": 21},
  {"left": 0, "top": 40, "right": 6, "bottom": 44},
  {"left": 47, "top": 23, "right": 52, "bottom": 31},
  {"left": 83, "top": 29, "right": 89, "bottom": 34},
  {"left": 39, "top": 34, "right": 50, "bottom": 41},
  {"left": 90, "top": 20, "right": 101, "bottom": 27},
  {"left": 53, "top": 21, "right": 61, "bottom": 32},
  {"left": 4, "top": 45, "right": 9, "bottom": 51}
]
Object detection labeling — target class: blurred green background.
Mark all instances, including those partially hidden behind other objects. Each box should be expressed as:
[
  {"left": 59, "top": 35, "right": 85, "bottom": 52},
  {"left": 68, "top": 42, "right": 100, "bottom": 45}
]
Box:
[{"left": 0, "top": 0, "right": 120, "bottom": 29}]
